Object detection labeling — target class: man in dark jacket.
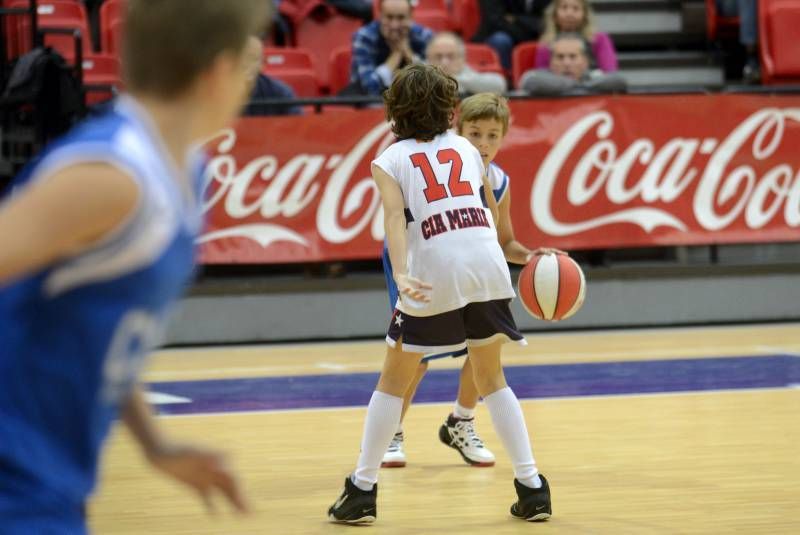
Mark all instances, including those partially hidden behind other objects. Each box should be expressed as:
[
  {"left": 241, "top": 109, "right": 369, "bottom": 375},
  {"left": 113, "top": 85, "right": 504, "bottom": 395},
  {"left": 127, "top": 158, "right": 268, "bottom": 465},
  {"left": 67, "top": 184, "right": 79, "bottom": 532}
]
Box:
[{"left": 473, "top": 0, "right": 552, "bottom": 69}]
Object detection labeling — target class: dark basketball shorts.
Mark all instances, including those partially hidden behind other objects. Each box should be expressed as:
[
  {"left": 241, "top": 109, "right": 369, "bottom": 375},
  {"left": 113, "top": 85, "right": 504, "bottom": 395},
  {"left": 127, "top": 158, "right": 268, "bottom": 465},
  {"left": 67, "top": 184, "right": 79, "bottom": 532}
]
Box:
[{"left": 386, "top": 299, "right": 527, "bottom": 355}]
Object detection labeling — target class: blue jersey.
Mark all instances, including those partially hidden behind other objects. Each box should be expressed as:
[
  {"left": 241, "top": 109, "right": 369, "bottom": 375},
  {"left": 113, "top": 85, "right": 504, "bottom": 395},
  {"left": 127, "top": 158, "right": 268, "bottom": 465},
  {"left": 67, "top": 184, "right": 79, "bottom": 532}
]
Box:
[{"left": 0, "top": 96, "right": 203, "bottom": 524}]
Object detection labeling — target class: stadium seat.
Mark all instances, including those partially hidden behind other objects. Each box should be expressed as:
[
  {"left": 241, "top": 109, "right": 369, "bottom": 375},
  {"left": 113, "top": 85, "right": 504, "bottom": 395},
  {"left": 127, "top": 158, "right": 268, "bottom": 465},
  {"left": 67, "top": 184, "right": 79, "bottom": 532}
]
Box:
[
  {"left": 294, "top": 9, "right": 362, "bottom": 90},
  {"left": 9, "top": 0, "right": 92, "bottom": 62},
  {"left": 451, "top": 0, "right": 480, "bottom": 40},
  {"left": 511, "top": 41, "right": 538, "bottom": 88},
  {"left": 82, "top": 52, "right": 121, "bottom": 105},
  {"left": 99, "top": 0, "right": 125, "bottom": 53},
  {"left": 328, "top": 45, "right": 352, "bottom": 95},
  {"left": 759, "top": 0, "right": 800, "bottom": 84},
  {"left": 464, "top": 43, "right": 503, "bottom": 75},
  {"left": 260, "top": 46, "right": 320, "bottom": 96},
  {"left": 705, "top": 0, "right": 739, "bottom": 41},
  {"left": 262, "top": 69, "right": 321, "bottom": 98},
  {"left": 413, "top": 9, "right": 454, "bottom": 32}
]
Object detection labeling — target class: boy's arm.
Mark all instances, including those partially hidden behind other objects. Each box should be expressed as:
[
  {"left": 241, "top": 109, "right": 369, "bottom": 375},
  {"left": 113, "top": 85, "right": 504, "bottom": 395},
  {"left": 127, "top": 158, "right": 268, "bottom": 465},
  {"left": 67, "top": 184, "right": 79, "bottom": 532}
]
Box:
[
  {"left": 122, "top": 386, "right": 249, "bottom": 513},
  {"left": 372, "top": 163, "right": 432, "bottom": 303},
  {"left": 0, "top": 163, "right": 139, "bottom": 285}
]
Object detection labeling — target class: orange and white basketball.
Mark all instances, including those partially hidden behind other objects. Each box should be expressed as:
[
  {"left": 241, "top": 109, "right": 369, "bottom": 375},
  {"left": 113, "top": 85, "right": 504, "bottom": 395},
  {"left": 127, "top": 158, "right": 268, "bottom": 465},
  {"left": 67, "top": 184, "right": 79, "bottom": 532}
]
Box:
[{"left": 517, "top": 254, "right": 586, "bottom": 321}]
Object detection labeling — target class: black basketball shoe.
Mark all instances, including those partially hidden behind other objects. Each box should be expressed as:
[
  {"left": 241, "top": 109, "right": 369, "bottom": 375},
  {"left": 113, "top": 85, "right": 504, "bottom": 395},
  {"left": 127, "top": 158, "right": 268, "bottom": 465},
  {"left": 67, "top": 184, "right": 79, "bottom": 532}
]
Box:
[
  {"left": 328, "top": 476, "right": 377, "bottom": 524},
  {"left": 510, "top": 474, "right": 552, "bottom": 521}
]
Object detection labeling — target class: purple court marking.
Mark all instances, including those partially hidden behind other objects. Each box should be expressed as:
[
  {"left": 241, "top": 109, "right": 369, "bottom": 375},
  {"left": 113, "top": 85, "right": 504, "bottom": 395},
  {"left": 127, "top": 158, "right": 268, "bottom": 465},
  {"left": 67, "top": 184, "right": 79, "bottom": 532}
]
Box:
[{"left": 148, "top": 355, "right": 800, "bottom": 415}]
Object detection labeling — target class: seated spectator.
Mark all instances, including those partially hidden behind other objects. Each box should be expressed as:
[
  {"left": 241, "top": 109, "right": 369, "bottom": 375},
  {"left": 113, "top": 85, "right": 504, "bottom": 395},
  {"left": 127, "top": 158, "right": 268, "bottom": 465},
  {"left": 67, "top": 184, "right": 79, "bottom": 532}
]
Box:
[
  {"left": 535, "top": 0, "right": 618, "bottom": 72},
  {"left": 519, "top": 33, "right": 626, "bottom": 95},
  {"left": 243, "top": 36, "right": 302, "bottom": 116},
  {"left": 343, "top": 0, "right": 433, "bottom": 95},
  {"left": 426, "top": 32, "right": 507, "bottom": 95},
  {"left": 716, "top": 0, "right": 759, "bottom": 82},
  {"left": 472, "top": 0, "right": 552, "bottom": 71}
]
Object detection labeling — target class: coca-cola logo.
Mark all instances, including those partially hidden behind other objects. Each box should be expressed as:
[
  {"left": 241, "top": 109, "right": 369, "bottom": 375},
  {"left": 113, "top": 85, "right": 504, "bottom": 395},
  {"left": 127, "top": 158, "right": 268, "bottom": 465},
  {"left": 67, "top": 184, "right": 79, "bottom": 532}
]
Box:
[
  {"left": 198, "top": 121, "right": 395, "bottom": 249},
  {"left": 533, "top": 108, "right": 800, "bottom": 235},
  {"left": 198, "top": 103, "right": 800, "bottom": 260}
]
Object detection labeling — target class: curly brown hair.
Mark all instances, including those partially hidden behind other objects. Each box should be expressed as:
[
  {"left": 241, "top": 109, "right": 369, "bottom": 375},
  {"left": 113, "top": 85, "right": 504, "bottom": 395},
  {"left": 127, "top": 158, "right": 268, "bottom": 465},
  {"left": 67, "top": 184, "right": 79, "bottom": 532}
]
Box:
[{"left": 383, "top": 64, "right": 459, "bottom": 141}]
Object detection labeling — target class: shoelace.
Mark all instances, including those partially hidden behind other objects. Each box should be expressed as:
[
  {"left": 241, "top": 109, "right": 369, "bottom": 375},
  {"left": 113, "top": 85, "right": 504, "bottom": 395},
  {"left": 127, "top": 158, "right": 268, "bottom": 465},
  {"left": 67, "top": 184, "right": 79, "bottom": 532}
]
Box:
[
  {"left": 456, "top": 419, "right": 485, "bottom": 447},
  {"left": 387, "top": 433, "right": 403, "bottom": 452}
]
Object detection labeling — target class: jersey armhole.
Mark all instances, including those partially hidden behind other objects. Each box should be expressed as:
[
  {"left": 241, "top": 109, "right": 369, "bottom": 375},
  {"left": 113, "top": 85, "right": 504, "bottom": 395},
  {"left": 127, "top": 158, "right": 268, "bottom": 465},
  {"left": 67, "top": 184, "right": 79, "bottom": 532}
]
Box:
[{"left": 30, "top": 147, "right": 146, "bottom": 257}]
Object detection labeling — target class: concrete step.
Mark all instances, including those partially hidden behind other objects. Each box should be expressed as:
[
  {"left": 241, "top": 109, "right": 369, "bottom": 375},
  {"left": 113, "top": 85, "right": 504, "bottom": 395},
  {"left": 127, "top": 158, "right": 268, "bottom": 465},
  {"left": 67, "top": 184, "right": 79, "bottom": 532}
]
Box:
[{"left": 618, "top": 50, "right": 724, "bottom": 87}]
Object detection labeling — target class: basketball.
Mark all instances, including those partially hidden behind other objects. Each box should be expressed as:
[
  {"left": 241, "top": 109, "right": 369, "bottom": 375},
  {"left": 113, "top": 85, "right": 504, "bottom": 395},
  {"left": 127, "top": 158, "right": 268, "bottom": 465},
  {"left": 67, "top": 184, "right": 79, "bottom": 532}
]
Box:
[{"left": 517, "top": 253, "right": 586, "bottom": 321}]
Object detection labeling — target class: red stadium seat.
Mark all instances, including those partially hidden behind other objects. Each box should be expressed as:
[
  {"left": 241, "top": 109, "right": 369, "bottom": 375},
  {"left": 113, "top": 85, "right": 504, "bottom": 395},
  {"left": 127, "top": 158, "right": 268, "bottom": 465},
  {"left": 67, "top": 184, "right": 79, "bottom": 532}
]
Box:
[
  {"left": 295, "top": 11, "right": 362, "bottom": 90},
  {"left": 759, "top": 0, "right": 800, "bottom": 84},
  {"left": 464, "top": 43, "right": 503, "bottom": 75},
  {"left": 451, "top": 0, "right": 480, "bottom": 40},
  {"left": 413, "top": 9, "right": 454, "bottom": 32},
  {"left": 99, "top": 0, "right": 125, "bottom": 53},
  {"left": 263, "top": 70, "right": 321, "bottom": 97},
  {"left": 512, "top": 41, "right": 538, "bottom": 88},
  {"left": 82, "top": 52, "right": 121, "bottom": 105},
  {"left": 260, "top": 47, "right": 321, "bottom": 97},
  {"left": 9, "top": 0, "right": 92, "bottom": 62},
  {"left": 328, "top": 45, "right": 352, "bottom": 95},
  {"left": 262, "top": 47, "right": 315, "bottom": 71},
  {"left": 705, "top": 0, "right": 739, "bottom": 41}
]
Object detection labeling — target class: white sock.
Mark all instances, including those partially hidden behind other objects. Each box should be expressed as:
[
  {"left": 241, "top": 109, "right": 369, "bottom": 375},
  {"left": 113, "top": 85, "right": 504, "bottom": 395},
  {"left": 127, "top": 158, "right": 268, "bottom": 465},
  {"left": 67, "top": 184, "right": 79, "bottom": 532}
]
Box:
[
  {"left": 352, "top": 391, "right": 403, "bottom": 491},
  {"left": 484, "top": 386, "right": 542, "bottom": 489},
  {"left": 453, "top": 401, "right": 475, "bottom": 419},
  {"left": 396, "top": 422, "right": 403, "bottom": 435}
]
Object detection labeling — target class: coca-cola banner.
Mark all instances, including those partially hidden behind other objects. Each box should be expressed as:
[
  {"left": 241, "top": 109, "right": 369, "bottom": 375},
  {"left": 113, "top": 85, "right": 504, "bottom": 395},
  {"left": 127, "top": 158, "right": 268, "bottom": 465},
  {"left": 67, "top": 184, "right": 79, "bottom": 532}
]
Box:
[{"left": 200, "top": 94, "right": 800, "bottom": 264}]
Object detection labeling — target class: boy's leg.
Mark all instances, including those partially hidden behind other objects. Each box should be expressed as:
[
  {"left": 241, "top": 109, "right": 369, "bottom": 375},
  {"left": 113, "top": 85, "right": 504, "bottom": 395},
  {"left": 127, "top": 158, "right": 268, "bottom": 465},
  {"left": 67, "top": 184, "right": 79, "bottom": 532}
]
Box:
[
  {"left": 330, "top": 341, "right": 423, "bottom": 523},
  {"left": 381, "top": 360, "right": 429, "bottom": 468},
  {"left": 439, "top": 356, "right": 497, "bottom": 466},
  {"left": 353, "top": 341, "right": 423, "bottom": 490},
  {"left": 468, "top": 341, "right": 551, "bottom": 521}
]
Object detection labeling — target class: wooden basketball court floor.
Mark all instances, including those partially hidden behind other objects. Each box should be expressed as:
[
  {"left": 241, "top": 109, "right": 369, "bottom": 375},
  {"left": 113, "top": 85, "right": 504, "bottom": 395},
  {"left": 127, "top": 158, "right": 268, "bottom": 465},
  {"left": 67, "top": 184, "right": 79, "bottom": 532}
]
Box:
[{"left": 89, "top": 323, "right": 800, "bottom": 534}]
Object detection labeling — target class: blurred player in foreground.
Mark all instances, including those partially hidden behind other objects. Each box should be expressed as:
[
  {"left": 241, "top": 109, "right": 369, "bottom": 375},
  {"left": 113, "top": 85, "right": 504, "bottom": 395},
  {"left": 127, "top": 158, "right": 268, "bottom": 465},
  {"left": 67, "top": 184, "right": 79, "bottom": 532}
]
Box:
[{"left": 0, "top": 1, "right": 267, "bottom": 532}]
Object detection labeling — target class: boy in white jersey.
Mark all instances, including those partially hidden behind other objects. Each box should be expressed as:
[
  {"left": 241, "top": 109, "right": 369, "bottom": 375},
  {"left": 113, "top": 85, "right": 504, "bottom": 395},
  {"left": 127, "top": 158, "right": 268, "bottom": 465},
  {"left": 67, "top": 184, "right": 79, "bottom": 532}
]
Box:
[
  {"left": 329, "top": 65, "right": 552, "bottom": 524},
  {"left": 383, "top": 93, "right": 564, "bottom": 468}
]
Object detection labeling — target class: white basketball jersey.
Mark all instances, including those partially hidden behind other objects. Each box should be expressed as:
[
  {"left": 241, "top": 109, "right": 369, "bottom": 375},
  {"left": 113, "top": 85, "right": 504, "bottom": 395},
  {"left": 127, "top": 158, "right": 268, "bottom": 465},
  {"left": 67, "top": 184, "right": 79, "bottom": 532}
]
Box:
[{"left": 373, "top": 131, "right": 515, "bottom": 317}]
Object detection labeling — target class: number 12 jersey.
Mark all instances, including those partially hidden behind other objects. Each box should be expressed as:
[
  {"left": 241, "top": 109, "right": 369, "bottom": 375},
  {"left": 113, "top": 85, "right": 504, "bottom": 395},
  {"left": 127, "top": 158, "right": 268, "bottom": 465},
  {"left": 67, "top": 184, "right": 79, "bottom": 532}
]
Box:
[{"left": 373, "top": 131, "right": 515, "bottom": 317}]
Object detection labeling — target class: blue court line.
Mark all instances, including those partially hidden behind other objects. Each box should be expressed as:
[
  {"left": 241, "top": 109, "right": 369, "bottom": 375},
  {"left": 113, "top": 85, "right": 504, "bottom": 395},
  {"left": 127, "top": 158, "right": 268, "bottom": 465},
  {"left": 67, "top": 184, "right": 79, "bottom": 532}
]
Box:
[{"left": 148, "top": 355, "right": 800, "bottom": 416}]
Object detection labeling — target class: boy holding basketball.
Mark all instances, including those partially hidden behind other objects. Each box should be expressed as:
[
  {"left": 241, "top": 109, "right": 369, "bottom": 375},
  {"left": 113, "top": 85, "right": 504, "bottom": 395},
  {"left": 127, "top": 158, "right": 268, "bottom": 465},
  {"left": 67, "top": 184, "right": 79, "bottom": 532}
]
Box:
[
  {"left": 383, "top": 93, "right": 562, "bottom": 468},
  {"left": 328, "top": 66, "right": 552, "bottom": 524}
]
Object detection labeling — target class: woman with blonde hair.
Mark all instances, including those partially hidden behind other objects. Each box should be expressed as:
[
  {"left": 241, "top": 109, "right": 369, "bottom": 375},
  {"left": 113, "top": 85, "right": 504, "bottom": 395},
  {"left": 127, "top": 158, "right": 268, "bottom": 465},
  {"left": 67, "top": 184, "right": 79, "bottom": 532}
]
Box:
[{"left": 534, "top": 0, "right": 618, "bottom": 72}]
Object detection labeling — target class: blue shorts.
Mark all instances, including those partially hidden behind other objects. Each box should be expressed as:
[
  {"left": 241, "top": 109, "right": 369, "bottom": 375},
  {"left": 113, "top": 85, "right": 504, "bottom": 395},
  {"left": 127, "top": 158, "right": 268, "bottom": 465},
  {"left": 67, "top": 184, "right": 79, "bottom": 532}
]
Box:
[
  {"left": 0, "top": 476, "right": 87, "bottom": 535},
  {"left": 382, "top": 247, "right": 468, "bottom": 362}
]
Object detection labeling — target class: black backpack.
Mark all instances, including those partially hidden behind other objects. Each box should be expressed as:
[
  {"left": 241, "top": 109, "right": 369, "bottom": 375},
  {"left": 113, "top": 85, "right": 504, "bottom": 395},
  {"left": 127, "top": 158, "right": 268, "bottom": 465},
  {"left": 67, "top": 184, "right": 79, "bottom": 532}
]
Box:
[{"left": 1, "top": 46, "right": 84, "bottom": 141}]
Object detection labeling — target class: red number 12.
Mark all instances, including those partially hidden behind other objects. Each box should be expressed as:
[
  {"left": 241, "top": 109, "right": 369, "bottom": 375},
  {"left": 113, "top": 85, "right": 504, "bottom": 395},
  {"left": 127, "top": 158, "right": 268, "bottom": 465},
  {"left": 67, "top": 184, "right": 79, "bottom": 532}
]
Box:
[{"left": 410, "top": 149, "right": 473, "bottom": 203}]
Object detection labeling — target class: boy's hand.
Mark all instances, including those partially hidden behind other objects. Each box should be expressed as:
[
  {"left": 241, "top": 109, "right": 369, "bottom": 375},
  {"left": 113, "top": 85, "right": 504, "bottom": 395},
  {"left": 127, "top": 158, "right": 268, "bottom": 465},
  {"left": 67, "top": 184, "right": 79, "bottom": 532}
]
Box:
[
  {"left": 147, "top": 442, "right": 249, "bottom": 514},
  {"left": 394, "top": 273, "right": 433, "bottom": 304}
]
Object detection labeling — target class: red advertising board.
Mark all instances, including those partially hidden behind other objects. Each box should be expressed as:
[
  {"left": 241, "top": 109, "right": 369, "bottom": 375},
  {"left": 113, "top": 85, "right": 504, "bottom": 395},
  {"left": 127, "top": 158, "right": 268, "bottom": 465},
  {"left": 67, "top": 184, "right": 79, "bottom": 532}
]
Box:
[{"left": 200, "top": 94, "right": 800, "bottom": 264}]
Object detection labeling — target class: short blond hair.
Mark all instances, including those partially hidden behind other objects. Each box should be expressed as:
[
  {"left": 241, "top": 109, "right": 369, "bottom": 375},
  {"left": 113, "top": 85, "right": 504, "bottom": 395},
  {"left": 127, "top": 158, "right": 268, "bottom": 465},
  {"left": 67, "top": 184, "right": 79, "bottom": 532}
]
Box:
[{"left": 457, "top": 93, "right": 510, "bottom": 135}]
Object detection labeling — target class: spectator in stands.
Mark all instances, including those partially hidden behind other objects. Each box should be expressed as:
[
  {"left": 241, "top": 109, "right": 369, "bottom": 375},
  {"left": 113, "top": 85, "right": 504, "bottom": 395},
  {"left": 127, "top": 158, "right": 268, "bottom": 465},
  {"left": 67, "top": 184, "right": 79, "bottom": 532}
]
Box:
[
  {"left": 344, "top": 0, "right": 433, "bottom": 95},
  {"left": 535, "top": 0, "right": 618, "bottom": 72},
  {"left": 244, "top": 36, "right": 302, "bottom": 116},
  {"left": 472, "top": 0, "right": 552, "bottom": 71},
  {"left": 519, "top": 33, "right": 626, "bottom": 95},
  {"left": 426, "top": 32, "right": 507, "bottom": 95},
  {"left": 717, "top": 0, "right": 759, "bottom": 82}
]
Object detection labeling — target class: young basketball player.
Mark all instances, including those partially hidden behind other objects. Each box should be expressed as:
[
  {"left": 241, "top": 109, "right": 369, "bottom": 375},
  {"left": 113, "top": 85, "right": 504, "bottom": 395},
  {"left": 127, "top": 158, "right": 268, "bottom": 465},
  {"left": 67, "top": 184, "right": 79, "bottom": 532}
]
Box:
[
  {"left": 382, "top": 92, "right": 563, "bottom": 469},
  {"left": 329, "top": 65, "right": 552, "bottom": 524},
  {"left": 0, "top": 1, "right": 267, "bottom": 531}
]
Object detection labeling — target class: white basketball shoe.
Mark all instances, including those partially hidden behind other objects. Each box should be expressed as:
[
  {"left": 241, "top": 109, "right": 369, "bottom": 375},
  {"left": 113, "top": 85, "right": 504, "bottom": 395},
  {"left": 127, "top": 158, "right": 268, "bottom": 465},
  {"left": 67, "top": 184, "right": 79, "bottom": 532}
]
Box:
[
  {"left": 381, "top": 432, "right": 407, "bottom": 468},
  {"left": 438, "top": 414, "right": 496, "bottom": 466}
]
